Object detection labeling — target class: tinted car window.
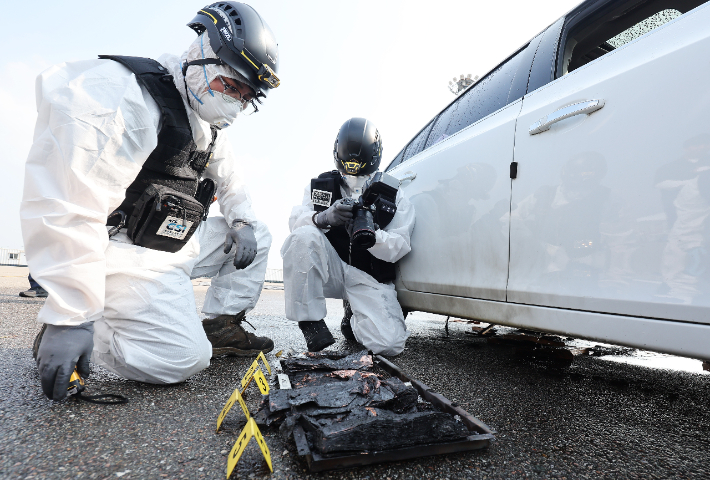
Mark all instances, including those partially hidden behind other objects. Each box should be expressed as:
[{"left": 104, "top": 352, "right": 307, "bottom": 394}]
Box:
[
  {"left": 425, "top": 46, "right": 528, "bottom": 149},
  {"left": 555, "top": 0, "right": 706, "bottom": 78},
  {"left": 385, "top": 148, "right": 405, "bottom": 172},
  {"left": 402, "top": 120, "right": 436, "bottom": 163},
  {"left": 606, "top": 9, "right": 681, "bottom": 48},
  {"left": 387, "top": 32, "right": 541, "bottom": 172},
  {"left": 528, "top": 18, "right": 564, "bottom": 93},
  {"left": 508, "top": 32, "right": 544, "bottom": 103}
]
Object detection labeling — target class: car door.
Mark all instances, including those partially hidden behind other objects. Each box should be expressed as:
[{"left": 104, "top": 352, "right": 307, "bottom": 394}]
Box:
[
  {"left": 388, "top": 37, "right": 541, "bottom": 300},
  {"left": 508, "top": 1, "right": 710, "bottom": 323}
]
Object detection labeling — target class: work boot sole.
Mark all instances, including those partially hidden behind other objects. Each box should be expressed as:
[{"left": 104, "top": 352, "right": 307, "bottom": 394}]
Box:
[
  {"left": 211, "top": 344, "right": 274, "bottom": 358},
  {"left": 20, "top": 291, "right": 48, "bottom": 298}
]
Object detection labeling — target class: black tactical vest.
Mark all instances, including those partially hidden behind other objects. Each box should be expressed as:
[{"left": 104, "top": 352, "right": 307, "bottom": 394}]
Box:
[
  {"left": 311, "top": 171, "right": 396, "bottom": 283},
  {"left": 100, "top": 55, "right": 217, "bottom": 226}
]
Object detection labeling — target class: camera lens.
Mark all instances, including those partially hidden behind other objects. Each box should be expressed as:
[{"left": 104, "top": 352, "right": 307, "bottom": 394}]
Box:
[{"left": 351, "top": 208, "right": 376, "bottom": 249}]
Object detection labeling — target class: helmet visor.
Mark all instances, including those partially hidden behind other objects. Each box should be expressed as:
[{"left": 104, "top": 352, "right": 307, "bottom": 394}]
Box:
[{"left": 340, "top": 159, "right": 367, "bottom": 175}]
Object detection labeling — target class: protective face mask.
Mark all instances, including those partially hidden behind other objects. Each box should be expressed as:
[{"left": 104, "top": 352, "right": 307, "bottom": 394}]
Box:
[
  {"left": 195, "top": 90, "right": 243, "bottom": 129},
  {"left": 342, "top": 174, "right": 372, "bottom": 198}
]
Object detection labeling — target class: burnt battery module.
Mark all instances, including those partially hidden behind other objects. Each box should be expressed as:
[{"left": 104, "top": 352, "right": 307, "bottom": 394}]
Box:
[{"left": 254, "top": 350, "right": 494, "bottom": 472}]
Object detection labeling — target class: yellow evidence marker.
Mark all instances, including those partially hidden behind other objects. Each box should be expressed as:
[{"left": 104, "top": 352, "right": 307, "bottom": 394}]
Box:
[
  {"left": 253, "top": 368, "right": 270, "bottom": 395},
  {"left": 240, "top": 352, "right": 272, "bottom": 389},
  {"left": 216, "top": 387, "right": 250, "bottom": 433},
  {"left": 240, "top": 359, "right": 271, "bottom": 396},
  {"left": 256, "top": 351, "right": 271, "bottom": 375},
  {"left": 240, "top": 363, "right": 270, "bottom": 396},
  {"left": 240, "top": 359, "right": 259, "bottom": 391},
  {"left": 226, "top": 417, "right": 273, "bottom": 478}
]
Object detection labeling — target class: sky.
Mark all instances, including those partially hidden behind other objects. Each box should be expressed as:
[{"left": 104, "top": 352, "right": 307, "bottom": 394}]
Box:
[{"left": 0, "top": 0, "right": 581, "bottom": 268}]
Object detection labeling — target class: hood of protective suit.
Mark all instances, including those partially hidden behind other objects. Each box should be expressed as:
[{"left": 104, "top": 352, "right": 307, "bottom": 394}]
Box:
[
  {"left": 158, "top": 54, "right": 217, "bottom": 151},
  {"left": 178, "top": 33, "right": 251, "bottom": 129}
]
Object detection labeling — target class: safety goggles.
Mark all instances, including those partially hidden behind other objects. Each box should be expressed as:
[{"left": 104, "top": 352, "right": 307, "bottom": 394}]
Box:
[{"left": 217, "top": 76, "right": 262, "bottom": 115}]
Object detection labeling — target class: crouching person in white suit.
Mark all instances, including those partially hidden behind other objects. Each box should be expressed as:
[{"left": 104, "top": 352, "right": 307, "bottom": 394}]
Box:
[
  {"left": 21, "top": 3, "right": 282, "bottom": 401},
  {"left": 281, "top": 118, "right": 415, "bottom": 355}
]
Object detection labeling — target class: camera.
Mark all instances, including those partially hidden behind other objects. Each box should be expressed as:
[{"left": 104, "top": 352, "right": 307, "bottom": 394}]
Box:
[
  {"left": 343, "top": 172, "right": 399, "bottom": 250},
  {"left": 342, "top": 197, "right": 376, "bottom": 249}
]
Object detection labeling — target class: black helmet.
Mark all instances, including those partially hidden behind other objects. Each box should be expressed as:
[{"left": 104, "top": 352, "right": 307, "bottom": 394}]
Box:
[
  {"left": 186, "top": 2, "right": 280, "bottom": 98},
  {"left": 333, "top": 118, "right": 383, "bottom": 176}
]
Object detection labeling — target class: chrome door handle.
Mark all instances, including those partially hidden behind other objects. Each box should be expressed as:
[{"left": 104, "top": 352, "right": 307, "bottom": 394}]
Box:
[
  {"left": 399, "top": 171, "right": 417, "bottom": 184},
  {"left": 529, "top": 99, "right": 605, "bottom": 135}
]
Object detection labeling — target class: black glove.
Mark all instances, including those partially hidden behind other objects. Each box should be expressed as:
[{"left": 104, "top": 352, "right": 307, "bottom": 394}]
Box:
[
  {"left": 316, "top": 199, "right": 354, "bottom": 228},
  {"left": 36, "top": 322, "right": 94, "bottom": 401},
  {"left": 224, "top": 221, "right": 257, "bottom": 269}
]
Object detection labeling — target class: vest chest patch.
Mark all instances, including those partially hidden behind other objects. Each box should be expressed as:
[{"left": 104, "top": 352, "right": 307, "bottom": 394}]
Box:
[{"left": 312, "top": 189, "right": 333, "bottom": 208}]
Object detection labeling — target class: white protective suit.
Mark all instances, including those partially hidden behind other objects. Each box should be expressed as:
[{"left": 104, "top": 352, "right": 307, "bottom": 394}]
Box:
[
  {"left": 281, "top": 180, "right": 415, "bottom": 355},
  {"left": 20, "top": 54, "right": 271, "bottom": 384}
]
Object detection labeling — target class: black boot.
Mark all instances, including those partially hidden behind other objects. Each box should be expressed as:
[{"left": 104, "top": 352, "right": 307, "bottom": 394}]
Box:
[
  {"left": 340, "top": 300, "right": 356, "bottom": 342},
  {"left": 203, "top": 311, "right": 274, "bottom": 357},
  {"left": 20, "top": 286, "right": 48, "bottom": 298},
  {"left": 298, "top": 320, "right": 335, "bottom": 352}
]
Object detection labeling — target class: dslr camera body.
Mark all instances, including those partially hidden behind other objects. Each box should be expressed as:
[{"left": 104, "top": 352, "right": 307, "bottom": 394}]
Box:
[{"left": 342, "top": 172, "right": 399, "bottom": 249}]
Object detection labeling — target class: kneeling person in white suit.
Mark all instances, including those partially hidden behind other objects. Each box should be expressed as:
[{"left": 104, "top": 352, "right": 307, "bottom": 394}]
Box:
[
  {"left": 22, "top": 2, "right": 281, "bottom": 401},
  {"left": 281, "top": 118, "right": 416, "bottom": 355}
]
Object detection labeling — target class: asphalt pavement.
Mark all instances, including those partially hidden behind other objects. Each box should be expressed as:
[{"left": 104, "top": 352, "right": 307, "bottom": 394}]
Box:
[{"left": 1, "top": 266, "right": 709, "bottom": 479}]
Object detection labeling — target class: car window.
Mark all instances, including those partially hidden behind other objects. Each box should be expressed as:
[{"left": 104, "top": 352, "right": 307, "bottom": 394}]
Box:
[
  {"left": 425, "top": 46, "right": 528, "bottom": 149},
  {"left": 401, "top": 120, "right": 436, "bottom": 163},
  {"left": 384, "top": 148, "right": 405, "bottom": 172},
  {"left": 386, "top": 29, "right": 543, "bottom": 171},
  {"left": 508, "top": 32, "right": 544, "bottom": 103},
  {"left": 606, "top": 9, "right": 681, "bottom": 48},
  {"left": 528, "top": 18, "right": 564, "bottom": 94},
  {"left": 558, "top": 0, "right": 706, "bottom": 77}
]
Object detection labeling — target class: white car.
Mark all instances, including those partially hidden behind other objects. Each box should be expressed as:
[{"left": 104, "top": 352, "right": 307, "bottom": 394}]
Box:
[{"left": 386, "top": 0, "right": 710, "bottom": 361}]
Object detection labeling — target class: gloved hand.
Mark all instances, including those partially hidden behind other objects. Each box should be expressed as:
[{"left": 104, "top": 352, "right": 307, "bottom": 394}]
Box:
[
  {"left": 316, "top": 199, "right": 354, "bottom": 228},
  {"left": 36, "top": 322, "right": 94, "bottom": 401},
  {"left": 224, "top": 221, "right": 257, "bottom": 269}
]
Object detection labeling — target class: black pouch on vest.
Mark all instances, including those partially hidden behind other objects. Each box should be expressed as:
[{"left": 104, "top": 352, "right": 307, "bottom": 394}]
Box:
[
  {"left": 126, "top": 184, "right": 204, "bottom": 253},
  {"left": 195, "top": 178, "right": 217, "bottom": 220}
]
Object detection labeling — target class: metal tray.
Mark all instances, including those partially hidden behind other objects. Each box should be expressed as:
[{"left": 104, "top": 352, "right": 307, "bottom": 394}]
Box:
[{"left": 292, "top": 354, "right": 494, "bottom": 472}]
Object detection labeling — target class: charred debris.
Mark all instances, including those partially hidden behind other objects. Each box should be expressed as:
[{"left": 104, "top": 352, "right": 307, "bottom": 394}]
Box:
[{"left": 255, "top": 350, "right": 493, "bottom": 471}]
